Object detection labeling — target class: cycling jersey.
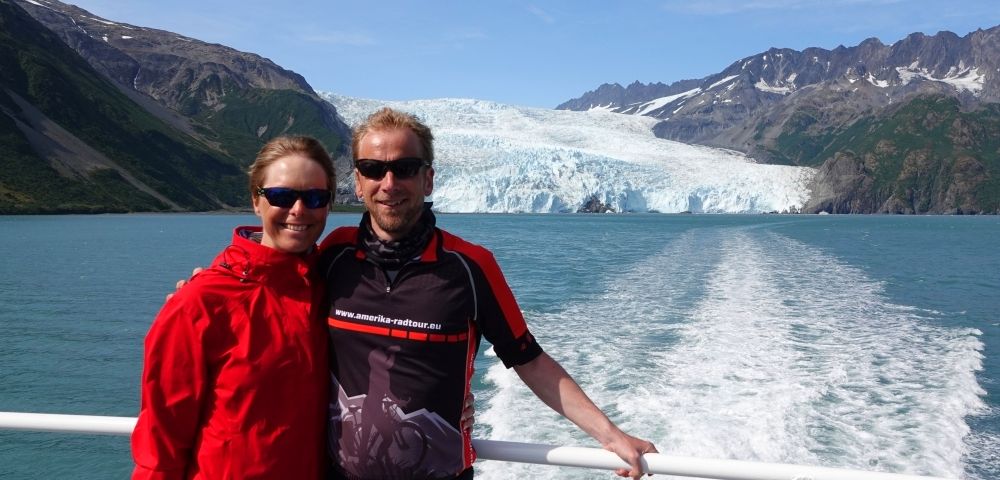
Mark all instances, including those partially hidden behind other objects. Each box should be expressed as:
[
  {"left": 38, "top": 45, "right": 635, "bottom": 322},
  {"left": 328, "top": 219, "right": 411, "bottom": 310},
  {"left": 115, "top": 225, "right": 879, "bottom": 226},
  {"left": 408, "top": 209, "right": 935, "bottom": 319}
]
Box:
[{"left": 318, "top": 223, "right": 543, "bottom": 480}]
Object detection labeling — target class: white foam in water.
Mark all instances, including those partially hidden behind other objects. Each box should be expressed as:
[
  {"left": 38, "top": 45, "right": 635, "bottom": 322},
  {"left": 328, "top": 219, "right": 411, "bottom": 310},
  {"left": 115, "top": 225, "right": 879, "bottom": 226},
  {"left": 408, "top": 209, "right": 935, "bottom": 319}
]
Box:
[
  {"left": 476, "top": 227, "right": 986, "bottom": 480},
  {"left": 477, "top": 230, "right": 720, "bottom": 478}
]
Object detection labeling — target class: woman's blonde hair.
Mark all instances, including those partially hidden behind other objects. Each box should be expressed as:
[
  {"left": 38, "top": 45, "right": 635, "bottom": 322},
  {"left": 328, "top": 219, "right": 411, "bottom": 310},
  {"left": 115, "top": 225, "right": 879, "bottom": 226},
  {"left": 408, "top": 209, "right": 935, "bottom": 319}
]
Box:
[{"left": 248, "top": 135, "right": 336, "bottom": 209}]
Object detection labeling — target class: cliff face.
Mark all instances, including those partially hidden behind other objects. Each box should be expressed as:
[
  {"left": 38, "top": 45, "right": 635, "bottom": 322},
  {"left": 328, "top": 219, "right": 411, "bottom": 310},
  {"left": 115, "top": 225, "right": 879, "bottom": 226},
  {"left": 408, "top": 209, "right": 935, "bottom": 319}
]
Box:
[{"left": 803, "top": 97, "right": 1000, "bottom": 214}]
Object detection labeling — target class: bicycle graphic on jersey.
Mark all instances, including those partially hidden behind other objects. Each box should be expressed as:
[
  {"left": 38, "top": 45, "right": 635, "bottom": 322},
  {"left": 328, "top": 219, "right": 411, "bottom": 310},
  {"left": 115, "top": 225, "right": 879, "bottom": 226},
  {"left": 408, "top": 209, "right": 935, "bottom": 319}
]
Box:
[
  {"left": 339, "top": 395, "right": 429, "bottom": 476},
  {"left": 335, "top": 345, "right": 429, "bottom": 477}
]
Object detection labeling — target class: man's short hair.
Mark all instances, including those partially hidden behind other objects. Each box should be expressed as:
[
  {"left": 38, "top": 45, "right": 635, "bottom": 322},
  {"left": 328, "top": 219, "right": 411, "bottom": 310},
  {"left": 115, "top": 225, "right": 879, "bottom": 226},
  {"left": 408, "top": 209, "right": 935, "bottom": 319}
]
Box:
[{"left": 352, "top": 107, "right": 435, "bottom": 165}]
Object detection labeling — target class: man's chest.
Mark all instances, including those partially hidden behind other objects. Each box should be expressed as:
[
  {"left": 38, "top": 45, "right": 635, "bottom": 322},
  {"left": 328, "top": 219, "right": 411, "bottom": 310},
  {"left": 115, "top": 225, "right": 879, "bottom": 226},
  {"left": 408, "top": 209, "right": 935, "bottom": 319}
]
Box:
[{"left": 327, "top": 259, "right": 477, "bottom": 336}]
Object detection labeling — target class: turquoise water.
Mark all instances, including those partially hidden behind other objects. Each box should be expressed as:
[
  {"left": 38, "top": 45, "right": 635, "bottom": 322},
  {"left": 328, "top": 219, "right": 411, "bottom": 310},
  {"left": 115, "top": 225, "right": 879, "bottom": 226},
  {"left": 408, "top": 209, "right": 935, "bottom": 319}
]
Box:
[{"left": 0, "top": 214, "right": 997, "bottom": 479}]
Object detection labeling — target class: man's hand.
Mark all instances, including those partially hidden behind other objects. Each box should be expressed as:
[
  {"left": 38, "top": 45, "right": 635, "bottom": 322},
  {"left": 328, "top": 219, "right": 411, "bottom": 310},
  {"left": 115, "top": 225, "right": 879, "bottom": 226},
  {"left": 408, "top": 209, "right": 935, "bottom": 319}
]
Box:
[
  {"left": 604, "top": 431, "right": 657, "bottom": 479},
  {"left": 460, "top": 392, "right": 475, "bottom": 432},
  {"left": 512, "top": 353, "right": 657, "bottom": 478},
  {"left": 165, "top": 267, "right": 204, "bottom": 302}
]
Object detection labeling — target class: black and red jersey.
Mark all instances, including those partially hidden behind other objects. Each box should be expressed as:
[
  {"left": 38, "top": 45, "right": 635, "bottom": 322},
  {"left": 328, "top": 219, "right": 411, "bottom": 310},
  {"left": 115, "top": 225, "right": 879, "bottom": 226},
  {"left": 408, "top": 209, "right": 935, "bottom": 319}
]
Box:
[{"left": 318, "top": 226, "right": 543, "bottom": 480}]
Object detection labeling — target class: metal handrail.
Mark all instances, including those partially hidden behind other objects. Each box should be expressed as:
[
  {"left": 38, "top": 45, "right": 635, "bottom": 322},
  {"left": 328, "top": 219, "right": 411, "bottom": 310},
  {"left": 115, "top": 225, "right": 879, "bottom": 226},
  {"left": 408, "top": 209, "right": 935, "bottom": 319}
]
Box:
[{"left": 0, "top": 411, "right": 954, "bottom": 480}]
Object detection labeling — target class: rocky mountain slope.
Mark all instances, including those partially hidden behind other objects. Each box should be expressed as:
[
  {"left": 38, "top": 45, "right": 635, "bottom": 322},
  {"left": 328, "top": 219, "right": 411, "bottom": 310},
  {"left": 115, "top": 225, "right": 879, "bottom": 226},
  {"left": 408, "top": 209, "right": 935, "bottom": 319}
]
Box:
[
  {"left": 2, "top": 0, "right": 351, "bottom": 213},
  {"left": 559, "top": 27, "right": 1000, "bottom": 213},
  {"left": 1, "top": 0, "right": 247, "bottom": 213}
]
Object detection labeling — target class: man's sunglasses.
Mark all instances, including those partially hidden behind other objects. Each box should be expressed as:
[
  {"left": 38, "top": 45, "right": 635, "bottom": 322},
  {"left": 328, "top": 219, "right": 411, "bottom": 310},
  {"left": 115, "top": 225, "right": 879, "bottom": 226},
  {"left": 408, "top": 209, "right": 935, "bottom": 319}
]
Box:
[
  {"left": 256, "top": 187, "right": 331, "bottom": 209},
  {"left": 355, "top": 157, "right": 429, "bottom": 180}
]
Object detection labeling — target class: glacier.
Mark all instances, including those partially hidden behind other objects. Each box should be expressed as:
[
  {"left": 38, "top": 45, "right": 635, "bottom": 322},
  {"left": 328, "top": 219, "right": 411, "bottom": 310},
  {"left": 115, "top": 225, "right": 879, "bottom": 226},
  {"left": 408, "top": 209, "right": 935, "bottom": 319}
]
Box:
[{"left": 321, "top": 93, "right": 816, "bottom": 214}]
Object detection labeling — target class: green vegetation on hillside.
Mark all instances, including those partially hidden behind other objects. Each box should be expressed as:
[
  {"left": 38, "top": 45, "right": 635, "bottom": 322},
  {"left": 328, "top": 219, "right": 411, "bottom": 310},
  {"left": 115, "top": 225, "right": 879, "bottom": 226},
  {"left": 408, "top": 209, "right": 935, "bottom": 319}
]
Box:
[
  {"left": 768, "top": 108, "right": 843, "bottom": 167},
  {"left": 0, "top": 105, "right": 166, "bottom": 213},
  {"left": 775, "top": 95, "right": 1000, "bottom": 213},
  {"left": 193, "top": 85, "right": 345, "bottom": 163}
]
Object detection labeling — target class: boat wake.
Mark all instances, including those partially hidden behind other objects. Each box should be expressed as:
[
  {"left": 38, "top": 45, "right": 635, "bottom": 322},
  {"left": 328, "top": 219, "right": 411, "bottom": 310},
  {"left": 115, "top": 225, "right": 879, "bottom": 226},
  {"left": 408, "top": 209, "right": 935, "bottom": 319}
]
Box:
[{"left": 478, "top": 226, "right": 986, "bottom": 480}]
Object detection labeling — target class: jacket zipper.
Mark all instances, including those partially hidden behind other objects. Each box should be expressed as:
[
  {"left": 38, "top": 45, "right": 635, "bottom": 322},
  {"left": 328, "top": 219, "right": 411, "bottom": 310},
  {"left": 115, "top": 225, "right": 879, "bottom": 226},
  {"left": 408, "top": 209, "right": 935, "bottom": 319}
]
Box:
[
  {"left": 385, "top": 269, "right": 400, "bottom": 293},
  {"left": 381, "top": 263, "right": 416, "bottom": 294}
]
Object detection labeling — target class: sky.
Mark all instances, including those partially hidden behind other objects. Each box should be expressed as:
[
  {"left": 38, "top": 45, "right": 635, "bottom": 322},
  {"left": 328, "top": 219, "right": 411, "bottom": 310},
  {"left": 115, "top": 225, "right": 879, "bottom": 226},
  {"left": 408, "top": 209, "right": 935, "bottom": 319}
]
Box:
[{"left": 59, "top": 0, "right": 1000, "bottom": 109}]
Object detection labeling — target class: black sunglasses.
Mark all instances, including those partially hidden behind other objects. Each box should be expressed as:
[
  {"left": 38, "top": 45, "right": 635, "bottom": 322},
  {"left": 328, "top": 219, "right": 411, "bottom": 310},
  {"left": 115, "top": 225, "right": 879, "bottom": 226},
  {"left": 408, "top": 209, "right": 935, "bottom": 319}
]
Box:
[
  {"left": 355, "top": 157, "right": 428, "bottom": 180},
  {"left": 256, "top": 187, "right": 331, "bottom": 209}
]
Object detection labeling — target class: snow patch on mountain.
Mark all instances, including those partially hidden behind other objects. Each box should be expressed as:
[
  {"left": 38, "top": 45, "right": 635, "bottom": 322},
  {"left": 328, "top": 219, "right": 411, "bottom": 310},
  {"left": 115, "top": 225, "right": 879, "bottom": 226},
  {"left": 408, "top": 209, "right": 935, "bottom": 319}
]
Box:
[
  {"left": 322, "top": 93, "right": 815, "bottom": 214},
  {"left": 587, "top": 103, "right": 618, "bottom": 112},
  {"left": 866, "top": 73, "right": 890, "bottom": 88},
  {"left": 755, "top": 79, "right": 794, "bottom": 95},
  {"left": 630, "top": 88, "right": 702, "bottom": 116},
  {"left": 895, "top": 64, "right": 985, "bottom": 93},
  {"left": 709, "top": 75, "right": 740, "bottom": 90}
]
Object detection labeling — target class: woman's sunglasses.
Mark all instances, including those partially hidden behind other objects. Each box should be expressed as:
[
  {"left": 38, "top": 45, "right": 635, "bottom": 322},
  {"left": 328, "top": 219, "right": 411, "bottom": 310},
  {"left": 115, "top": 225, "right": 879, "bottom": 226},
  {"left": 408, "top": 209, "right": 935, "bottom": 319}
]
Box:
[
  {"left": 355, "top": 157, "right": 428, "bottom": 180},
  {"left": 256, "top": 187, "right": 331, "bottom": 209}
]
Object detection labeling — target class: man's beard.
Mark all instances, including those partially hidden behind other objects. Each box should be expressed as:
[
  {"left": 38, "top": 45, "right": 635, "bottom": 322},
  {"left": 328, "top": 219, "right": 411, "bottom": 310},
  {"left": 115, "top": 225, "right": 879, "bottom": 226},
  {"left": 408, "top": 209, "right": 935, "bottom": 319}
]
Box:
[{"left": 369, "top": 199, "right": 422, "bottom": 237}]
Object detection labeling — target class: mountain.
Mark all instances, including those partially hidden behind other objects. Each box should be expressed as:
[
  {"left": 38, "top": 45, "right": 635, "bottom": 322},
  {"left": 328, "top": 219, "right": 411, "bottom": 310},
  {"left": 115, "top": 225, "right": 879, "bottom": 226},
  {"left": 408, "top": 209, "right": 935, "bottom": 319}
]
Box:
[
  {"left": 2, "top": 0, "right": 351, "bottom": 213},
  {"left": 559, "top": 27, "right": 1000, "bottom": 214},
  {"left": 323, "top": 93, "right": 814, "bottom": 214},
  {"left": 1, "top": 0, "right": 246, "bottom": 213},
  {"left": 555, "top": 79, "right": 702, "bottom": 113},
  {"left": 14, "top": 0, "right": 350, "bottom": 164}
]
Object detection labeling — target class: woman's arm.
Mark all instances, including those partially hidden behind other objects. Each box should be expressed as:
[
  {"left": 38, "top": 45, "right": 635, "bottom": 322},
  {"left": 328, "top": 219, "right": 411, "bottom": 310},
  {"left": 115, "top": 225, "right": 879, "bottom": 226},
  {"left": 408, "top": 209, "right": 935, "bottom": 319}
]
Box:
[{"left": 130, "top": 295, "right": 209, "bottom": 480}]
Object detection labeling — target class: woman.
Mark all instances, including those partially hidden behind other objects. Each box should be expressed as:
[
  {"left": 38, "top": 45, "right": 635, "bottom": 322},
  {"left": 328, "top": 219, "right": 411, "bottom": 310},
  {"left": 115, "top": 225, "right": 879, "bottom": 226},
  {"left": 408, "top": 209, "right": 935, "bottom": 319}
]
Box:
[{"left": 131, "top": 136, "right": 335, "bottom": 479}]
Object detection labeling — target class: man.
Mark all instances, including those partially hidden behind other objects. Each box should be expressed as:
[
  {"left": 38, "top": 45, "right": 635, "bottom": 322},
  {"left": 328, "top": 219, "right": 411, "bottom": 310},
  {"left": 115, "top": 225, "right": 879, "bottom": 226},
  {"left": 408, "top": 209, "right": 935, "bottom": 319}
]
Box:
[{"left": 319, "top": 107, "right": 657, "bottom": 480}]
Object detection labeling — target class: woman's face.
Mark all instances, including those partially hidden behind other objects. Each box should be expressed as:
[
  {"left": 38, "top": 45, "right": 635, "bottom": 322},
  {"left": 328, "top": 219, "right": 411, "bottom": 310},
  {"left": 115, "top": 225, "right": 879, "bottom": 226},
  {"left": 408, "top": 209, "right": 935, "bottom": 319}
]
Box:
[{"left": 253, "top": 153, "right": 329, "bottom": 253}]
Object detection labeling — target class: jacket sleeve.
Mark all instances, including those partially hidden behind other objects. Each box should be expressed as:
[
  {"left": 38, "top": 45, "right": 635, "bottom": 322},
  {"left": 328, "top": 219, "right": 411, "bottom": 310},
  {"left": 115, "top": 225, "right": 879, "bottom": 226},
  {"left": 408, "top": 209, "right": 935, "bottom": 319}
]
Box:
[{"left": 131, "top": 290, "right": 210, "bottom": 480}]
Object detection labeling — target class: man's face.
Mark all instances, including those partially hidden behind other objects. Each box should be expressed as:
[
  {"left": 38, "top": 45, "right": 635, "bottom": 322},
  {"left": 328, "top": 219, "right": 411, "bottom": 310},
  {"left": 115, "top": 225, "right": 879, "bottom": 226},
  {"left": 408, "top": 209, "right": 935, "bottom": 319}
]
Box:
[{"left": 354, "top": 127, "right": 434, "bottom": 241}]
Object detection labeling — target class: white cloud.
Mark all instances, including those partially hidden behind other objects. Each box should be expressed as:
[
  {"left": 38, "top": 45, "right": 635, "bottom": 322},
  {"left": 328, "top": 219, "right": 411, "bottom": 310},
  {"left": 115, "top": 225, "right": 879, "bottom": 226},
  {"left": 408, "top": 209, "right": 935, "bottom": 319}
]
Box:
[{"left": 526, "top": 4, "right": 556, "bottom": 24}]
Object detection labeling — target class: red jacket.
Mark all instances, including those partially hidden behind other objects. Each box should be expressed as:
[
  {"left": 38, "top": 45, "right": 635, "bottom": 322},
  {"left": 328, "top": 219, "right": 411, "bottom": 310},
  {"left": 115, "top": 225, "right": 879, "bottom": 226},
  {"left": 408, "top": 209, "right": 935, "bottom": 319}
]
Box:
[{"left": 132, "top": 227, "right": 329, "bottom": 479}]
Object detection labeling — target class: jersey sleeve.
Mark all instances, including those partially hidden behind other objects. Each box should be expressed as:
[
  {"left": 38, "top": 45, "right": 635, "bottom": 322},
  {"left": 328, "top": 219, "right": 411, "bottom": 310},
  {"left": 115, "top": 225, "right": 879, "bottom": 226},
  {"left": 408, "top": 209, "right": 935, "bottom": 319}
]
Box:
[
  {"left": 130, "top": 289, "right": 211, "bottom": 480},
  {"left": 462, "top": 245, "right": 543, "bottom": 368}
]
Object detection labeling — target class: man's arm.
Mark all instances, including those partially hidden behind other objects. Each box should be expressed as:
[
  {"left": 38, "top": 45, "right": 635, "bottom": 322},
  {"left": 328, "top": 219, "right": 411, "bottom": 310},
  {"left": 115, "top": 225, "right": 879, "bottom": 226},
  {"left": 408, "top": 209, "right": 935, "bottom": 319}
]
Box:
[
  {"left": 513, "top": 352, "right": 657, "bottom": 479},
  {"left": 165, "top": 268, "right": 204, "bottom": 302}
]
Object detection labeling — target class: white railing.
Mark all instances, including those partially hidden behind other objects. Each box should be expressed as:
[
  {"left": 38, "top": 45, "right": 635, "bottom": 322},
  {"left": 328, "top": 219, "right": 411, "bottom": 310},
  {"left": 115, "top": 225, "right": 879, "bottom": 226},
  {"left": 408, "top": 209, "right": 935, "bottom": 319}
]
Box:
[{"left": 0, "top": 412, "right": 954, "bottom": 480}]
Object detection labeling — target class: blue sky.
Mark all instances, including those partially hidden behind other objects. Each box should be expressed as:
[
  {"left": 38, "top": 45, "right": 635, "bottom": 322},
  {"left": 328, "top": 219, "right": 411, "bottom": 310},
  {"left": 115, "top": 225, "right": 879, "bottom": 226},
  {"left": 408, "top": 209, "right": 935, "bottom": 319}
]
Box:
[{"left": 63, "top": 0, "right": 1000, "bottom": 108}]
